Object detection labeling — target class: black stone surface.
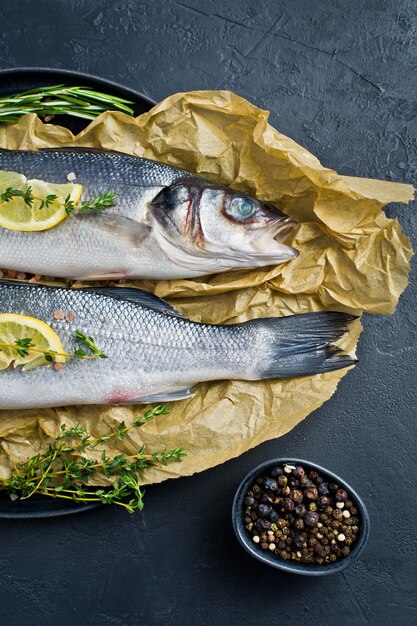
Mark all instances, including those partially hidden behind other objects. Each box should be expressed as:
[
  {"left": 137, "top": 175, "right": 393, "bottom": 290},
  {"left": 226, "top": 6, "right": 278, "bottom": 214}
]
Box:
[{"left": 0, "top": 1, "right": 416, "bottom": 624}]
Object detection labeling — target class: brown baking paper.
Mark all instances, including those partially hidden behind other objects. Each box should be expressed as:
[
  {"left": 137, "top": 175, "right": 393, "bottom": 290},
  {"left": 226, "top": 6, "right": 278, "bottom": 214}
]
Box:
[{"left": 0, "top": 91, "right": 413, "bottom": 485}]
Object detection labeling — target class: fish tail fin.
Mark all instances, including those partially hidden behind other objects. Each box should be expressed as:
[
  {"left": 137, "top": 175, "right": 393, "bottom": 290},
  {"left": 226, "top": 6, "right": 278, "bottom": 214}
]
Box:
[{"left": 244, "top": 312, "right": 357, "bottom": 379}]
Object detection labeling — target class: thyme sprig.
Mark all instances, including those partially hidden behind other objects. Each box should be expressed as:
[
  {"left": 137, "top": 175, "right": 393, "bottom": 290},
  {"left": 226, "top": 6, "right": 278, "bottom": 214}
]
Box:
[
  {"left": 0, "top": 329, "right": 107, "bottom": 363},
  {"left": 0, "top": 185, "right": 117, "bottom": 216},
  {"left": 0, "top": 405, "right": 184, "bottom": 512},
  {"left": 0, "top": 84, "right": 134, "bottom": 124}
]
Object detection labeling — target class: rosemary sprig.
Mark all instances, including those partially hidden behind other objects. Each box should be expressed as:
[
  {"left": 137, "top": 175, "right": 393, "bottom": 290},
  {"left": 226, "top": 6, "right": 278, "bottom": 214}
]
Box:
[
  {"left": 0, "top": 84, "right": 135, "bottom": 124},
  {"left": 0, "top": 405, "right": 185, "bottom": 512},
  {"left": 0, "top": 186, "right": 117, "bottom": 217},
  {"left": 0, "top": 330, "right": 107, "bottom": 363}
]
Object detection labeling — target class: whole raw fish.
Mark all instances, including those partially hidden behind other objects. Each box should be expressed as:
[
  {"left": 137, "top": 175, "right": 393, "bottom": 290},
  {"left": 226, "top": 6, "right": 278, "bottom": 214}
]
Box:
[
  {"left": 0, "top": 281, "right": 356, "bottom": 410},
  {"left": 0, "top": 149, "right": 298, "bottom": 280}
]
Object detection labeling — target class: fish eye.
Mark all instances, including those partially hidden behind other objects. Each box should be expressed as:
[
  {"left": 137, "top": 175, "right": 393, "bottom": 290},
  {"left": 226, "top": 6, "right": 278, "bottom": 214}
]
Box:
[{"left": 228, "top": 196, "right": 257, "bottom": 220}]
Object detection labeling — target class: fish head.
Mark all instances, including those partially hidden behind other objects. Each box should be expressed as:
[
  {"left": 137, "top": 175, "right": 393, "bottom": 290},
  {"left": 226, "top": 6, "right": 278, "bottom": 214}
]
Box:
[{"left": 150, "top": 180, "right": 298, "bottom": 273}]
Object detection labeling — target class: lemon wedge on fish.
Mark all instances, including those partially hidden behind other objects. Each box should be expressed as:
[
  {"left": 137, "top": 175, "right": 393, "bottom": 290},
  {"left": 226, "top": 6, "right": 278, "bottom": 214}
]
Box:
[
  {"left": 0, "top": 170, "right": 82, "bottom": 231},
  {"left": 0, "top": 313, "right": 66, "bottom": 371}
]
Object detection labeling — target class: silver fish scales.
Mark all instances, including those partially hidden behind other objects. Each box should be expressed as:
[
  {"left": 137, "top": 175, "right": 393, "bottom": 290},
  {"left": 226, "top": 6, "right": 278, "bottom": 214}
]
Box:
[
  {"left": 0, "top": 149, "right": 298, "bottom": 280},
  {"left": 0, "top": 281, "right": 356, "bottom": 410}
]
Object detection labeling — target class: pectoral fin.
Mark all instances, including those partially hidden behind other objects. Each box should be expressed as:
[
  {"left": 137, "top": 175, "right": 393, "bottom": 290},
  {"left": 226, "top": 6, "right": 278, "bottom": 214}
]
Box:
[
  {"left": 76, "top": 213, "right": 151, "bottom": 247},
  {"left": 134, "top": 387, "right": 196, "bottom": 404}
]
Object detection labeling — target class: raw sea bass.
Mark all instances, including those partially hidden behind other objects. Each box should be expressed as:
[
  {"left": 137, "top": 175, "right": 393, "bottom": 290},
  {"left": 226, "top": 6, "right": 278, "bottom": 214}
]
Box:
[
  {"left": 0, "top": 149, "right": 298, "bottom": 280},
  {"left": 0, "top": 281, "right": 356, "bottom": 410}
]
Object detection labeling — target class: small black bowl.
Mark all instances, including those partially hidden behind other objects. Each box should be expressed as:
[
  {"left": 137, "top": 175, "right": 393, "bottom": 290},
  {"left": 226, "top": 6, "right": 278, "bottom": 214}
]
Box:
[{"left": 232, "top": 458, "right": 370, "bottom": 575}]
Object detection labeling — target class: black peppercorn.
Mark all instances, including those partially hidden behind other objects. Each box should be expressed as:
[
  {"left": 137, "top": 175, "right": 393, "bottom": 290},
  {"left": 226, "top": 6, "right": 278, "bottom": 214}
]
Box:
[
  {"left": 328, "top": 482, "right": 339, "bottom": 491},
  {"left": 335, "top": 488, "right": 348, "bottom": 502},
  {"left": 281, "top": 497, "right": 295, "bottom": 513},
  {"left": 256, "top": 519, "right": 271, "bottom": 531},
  {"left": 259, "top": 493, "right": 275, "bottom": 505},
  {"left": 258, "top": 504, "right": 271, "bottom": 517},
  {"left": 300, "top": 475, "right": 313, "bottom": 487},
  {"left": 289, "top": 477, "right": 300, "bottom": 488},
  {"left": 293, "top": 466, "right": 305, "bottom": 479},
  {"left": 244, "top": 496, "right": 255, "bottom": 506},
  {"left": 309, "top": 470, "right": 319, "bottom": 480},
  {"left": 294, "top": 518, "right": 305, "bottom": 531},
  {"left": 317, "top": 496, "right": 331, "bottom": 509},
  {"left": 295, "top": 503, "right": 307, "bottom": 517},
  {"left": 264, "top": 478, "right": 278, "bottom": 492},
  {"left": 269, "top": 510, "right": 280, "bottom": 523},
  {"left": 305, "top": 511, "right": 319, "bottom": 527},
  {"left": 293, "top": 532, "right": 307, "bottom": 548},
  {"left": 318, "top": 482, "right": 330, "bottom": 496},
  {"left": 271, "top": 466, "right": 284, "bottom": 478},
  {"left": 290, "top": 489, "right": 303, "bottom": 503},
  {"left": 305, "top": 486, "right": 319, "bottom": 500}
]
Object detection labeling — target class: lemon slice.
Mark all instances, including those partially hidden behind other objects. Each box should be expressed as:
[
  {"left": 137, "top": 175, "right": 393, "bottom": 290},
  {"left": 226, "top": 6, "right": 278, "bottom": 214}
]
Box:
[
  {"left": 0, "top": 170, "right": 82, "bottom": 231},
  {"left": 0, "top": 314, "right": 66, "bottom": 371}
]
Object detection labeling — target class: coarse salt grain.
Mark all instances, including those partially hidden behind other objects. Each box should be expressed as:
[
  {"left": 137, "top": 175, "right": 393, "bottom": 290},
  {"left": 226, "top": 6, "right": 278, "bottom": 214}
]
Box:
[{"left": 67, "top": 172, "right": 77, "bottom": 181}]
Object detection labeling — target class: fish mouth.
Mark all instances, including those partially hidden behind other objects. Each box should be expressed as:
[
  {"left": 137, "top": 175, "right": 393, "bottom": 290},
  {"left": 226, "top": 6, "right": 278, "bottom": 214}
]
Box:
[{"left": 236, "top": 216, "right": 298, "bottom": 265}]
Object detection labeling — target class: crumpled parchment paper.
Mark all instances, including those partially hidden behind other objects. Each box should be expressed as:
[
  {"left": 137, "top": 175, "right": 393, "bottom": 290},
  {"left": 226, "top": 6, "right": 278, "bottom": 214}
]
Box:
[{"left": 0, "top": 91, "right": 413, "bottom": 484}]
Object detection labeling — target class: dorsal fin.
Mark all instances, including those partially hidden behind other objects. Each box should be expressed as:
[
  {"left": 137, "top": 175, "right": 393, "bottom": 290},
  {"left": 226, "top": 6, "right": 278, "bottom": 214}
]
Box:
[
  {"left": 39, "top": 146, "right": 135, "bottom": 158},
  {"left": 85, "top": 287, "right": 187, "bottom": 319}
]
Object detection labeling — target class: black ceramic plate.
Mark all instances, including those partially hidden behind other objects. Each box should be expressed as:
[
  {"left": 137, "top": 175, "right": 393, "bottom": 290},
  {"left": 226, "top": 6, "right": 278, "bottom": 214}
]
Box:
[
  {"left": 0, "top": 67, "right": 155, "bottom": 518},
  {"left": 0, "top": 492, "right": 103, "bottom": 519}
]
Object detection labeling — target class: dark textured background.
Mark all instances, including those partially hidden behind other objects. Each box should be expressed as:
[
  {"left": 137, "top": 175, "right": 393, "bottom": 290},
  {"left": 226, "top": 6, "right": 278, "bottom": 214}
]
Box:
[{"left": 0, "top": 1, "right": 416, "bottom": 625}]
